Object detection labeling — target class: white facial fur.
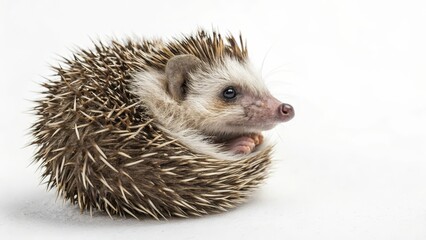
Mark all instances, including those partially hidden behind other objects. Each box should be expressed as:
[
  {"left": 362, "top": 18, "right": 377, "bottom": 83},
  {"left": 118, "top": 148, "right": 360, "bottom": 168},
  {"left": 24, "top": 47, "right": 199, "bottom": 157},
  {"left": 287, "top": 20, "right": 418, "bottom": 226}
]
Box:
[
  {"left": 131, "top": 56, "right": 276, "bottom": 159},
  {"left": 184, "top": 57, "right": 279, "bottom": 136}
]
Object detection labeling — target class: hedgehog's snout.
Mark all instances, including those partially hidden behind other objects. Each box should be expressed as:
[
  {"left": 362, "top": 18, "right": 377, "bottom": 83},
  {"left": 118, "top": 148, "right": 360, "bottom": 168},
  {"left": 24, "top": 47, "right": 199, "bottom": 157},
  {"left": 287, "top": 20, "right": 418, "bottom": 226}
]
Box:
[{"left": 278, "top": 103, "right": 294, "bottom": 122}]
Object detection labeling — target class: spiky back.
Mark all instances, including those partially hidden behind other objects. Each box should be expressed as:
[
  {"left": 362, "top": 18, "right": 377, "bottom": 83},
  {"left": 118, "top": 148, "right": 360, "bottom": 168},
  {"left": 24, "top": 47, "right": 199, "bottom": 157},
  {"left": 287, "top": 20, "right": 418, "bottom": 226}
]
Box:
[
  {"left": 32, "top": 30, "right": 270, "bottom": 219},
  {"left": 149, "top": 30, "right": 248, "bottom": 68}
]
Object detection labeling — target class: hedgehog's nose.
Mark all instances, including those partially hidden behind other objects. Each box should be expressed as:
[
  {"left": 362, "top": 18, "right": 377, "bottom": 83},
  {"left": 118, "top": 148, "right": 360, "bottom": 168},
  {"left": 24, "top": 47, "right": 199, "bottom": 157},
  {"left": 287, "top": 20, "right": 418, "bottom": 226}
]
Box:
[{"left": 278, "top": 103, "right": 295, "bottom": 122}]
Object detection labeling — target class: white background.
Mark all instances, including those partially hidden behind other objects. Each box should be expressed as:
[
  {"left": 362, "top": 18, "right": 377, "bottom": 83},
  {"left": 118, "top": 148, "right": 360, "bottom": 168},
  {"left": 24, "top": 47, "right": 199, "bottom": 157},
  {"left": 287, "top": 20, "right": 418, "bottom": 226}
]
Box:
[{"left": 1, "top": 0, "right": 426, "bottom": 239}]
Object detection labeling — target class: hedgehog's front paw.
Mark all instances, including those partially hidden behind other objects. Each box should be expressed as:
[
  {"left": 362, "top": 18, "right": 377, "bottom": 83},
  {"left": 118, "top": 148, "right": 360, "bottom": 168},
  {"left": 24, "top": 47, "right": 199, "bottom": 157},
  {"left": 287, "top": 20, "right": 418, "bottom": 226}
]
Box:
[{"left": 228, "top": 133, "right": 263, "bottom": 154}]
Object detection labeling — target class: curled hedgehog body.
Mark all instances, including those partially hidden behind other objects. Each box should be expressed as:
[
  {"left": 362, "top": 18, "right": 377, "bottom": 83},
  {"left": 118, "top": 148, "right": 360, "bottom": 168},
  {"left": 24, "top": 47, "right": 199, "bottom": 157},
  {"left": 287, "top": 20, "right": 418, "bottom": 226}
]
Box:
[{"left": 32, "top": 30, "right": 294, "bottom": 219}]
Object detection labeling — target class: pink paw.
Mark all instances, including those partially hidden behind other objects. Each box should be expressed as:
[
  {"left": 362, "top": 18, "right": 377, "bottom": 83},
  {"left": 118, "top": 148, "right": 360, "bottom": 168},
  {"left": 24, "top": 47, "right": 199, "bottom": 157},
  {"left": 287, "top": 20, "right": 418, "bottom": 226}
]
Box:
[{"left": 228, "top": 133, "right": 264, "bottom": 155}]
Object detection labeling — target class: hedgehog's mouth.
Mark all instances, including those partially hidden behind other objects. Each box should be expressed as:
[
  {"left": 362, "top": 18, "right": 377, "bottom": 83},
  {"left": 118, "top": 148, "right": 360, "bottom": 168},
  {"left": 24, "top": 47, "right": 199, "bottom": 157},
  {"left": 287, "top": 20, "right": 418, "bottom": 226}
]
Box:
[{"left": 226, "top": 122, "right": 277, "bottom": 133}]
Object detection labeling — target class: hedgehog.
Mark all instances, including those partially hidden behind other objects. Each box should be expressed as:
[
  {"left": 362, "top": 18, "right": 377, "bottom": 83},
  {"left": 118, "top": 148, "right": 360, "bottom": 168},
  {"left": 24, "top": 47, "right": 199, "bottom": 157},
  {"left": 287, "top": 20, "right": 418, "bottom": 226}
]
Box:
[{"left": 32, "top": 30, "right": 294, "bottom": 219}]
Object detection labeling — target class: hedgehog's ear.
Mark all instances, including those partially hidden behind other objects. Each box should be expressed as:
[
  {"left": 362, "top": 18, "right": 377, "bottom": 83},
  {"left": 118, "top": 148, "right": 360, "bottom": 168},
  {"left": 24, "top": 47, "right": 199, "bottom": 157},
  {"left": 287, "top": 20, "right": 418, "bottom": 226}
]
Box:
[{"left": 165, "top": 54, "right": 202, "bottom": 101}]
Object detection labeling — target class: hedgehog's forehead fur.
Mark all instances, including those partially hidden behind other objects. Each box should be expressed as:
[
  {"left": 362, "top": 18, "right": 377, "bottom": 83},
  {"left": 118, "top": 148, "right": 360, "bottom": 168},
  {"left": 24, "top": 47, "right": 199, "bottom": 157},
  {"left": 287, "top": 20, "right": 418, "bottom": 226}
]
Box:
[
  {"left": 143, "top": 30, "right": 248, "bottom": 70},
  {"left": 187, "top": 57, "right": 269, "bottom": 98}
]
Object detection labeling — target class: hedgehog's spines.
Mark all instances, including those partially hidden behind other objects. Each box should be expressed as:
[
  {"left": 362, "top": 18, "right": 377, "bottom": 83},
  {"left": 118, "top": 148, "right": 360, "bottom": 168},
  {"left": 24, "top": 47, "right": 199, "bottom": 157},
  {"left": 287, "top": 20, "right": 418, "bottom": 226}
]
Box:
[{"left": 32, "top": 29, "right": 272, "bottom": 219}]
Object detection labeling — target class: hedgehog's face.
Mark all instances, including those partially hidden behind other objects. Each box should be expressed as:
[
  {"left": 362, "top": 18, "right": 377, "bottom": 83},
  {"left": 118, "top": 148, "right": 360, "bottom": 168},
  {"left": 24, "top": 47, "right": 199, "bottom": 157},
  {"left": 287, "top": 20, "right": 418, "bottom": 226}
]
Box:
[{"left": 165, "top": 55, "right": 294, "bottom": 137}]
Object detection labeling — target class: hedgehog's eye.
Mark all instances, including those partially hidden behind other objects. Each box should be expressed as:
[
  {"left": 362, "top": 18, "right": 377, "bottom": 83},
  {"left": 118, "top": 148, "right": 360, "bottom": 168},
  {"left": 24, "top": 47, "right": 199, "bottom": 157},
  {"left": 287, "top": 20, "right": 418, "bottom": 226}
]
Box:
[{"left": 223, "top": 86, "right": 237, "bottom": 100}]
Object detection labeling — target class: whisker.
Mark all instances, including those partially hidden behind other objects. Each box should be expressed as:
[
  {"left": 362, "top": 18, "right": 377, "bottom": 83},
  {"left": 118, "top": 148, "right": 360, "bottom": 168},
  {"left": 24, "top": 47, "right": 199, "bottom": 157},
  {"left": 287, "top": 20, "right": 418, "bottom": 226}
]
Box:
[
  {"left": 263, "top": 64, "right": 294, "bottom": 82},
  {"left": 260, "top": 45, "right": 275, "bottom": 79}
]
